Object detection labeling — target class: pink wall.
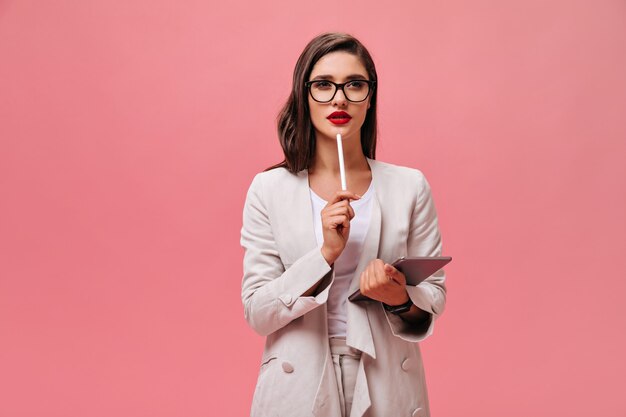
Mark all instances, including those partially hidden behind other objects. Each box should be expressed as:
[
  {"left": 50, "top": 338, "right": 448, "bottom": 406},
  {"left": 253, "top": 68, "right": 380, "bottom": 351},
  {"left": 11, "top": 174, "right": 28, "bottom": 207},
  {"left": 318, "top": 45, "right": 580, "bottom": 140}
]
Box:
[{"left": 1, "top": 0, "right": 625, "bottom": 416}]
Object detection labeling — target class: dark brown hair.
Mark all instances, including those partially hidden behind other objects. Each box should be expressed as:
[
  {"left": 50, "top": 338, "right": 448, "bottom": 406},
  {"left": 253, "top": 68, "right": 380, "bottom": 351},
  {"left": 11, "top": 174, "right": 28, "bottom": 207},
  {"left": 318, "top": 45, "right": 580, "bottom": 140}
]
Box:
[{"left": 264, "top": 32, "right": 379, "bottom": 174}]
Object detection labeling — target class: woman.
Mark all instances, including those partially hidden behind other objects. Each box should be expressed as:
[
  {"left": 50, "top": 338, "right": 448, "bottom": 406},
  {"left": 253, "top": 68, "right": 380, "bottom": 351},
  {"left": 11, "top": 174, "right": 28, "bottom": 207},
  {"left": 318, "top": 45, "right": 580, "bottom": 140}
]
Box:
[{"left": 240, "top": 32, "right": 447, "bottom": 417}]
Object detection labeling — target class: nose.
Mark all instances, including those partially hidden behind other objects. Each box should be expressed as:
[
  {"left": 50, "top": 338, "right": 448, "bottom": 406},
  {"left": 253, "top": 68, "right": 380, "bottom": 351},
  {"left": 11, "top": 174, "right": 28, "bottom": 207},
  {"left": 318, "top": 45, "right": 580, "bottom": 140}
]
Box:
[{"left": 332, "top": 87, "right": 349, "bottom": 107}]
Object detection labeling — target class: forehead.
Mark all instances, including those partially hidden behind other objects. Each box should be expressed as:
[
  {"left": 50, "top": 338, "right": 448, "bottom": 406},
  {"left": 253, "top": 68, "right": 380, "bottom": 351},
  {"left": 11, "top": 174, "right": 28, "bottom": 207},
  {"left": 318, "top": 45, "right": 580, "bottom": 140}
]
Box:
[{"left": 309, "top": 51, "right": 368, "bottom": 79}]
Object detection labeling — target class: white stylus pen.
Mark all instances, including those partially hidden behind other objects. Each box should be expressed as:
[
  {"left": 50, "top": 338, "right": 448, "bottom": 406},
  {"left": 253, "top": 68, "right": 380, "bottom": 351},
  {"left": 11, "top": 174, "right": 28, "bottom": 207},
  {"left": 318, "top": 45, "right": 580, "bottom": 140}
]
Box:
[{"left": 336, "top": 133, "right": 347, "bottom": 191}]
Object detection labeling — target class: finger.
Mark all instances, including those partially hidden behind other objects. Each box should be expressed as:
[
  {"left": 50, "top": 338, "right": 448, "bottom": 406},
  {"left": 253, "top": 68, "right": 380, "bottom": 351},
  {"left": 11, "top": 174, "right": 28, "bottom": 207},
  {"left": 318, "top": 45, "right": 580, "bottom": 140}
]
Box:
[
  {"left": 342, "top": 204, "right": 355, "bottom": 221},
  {"left": 367, "top": 265, "right": 376, "bottom": 293},
  {"left": 347, "top": 204, "right": 355, "bottom": 220},
  {"left": 384, "top": 263, "right": 405, "bottom": 285},
  {"left": 328, "top": 215, "right": 349, "bottom": 230},
  {"left": 328, "top": 214, "right": 348, "bottom": 226},
  {"left": 327, "top": 190, "right": 361, "bottom": 205},
  {"left": 324, "top": 206, "right": 353, "bottom": 218},
  {"left": 363, "top": 269, "right": 371, "bottom": 295},
  {"left": 325, "top": 199, "right": 351, "bottom": 212},
  {"left": 371, "top": 262, "right": 383, "bottom": 283},
  {"left": 375, "top": 262, "right": 388, "bottom": 286},
  {"left": 383, "top": 263, "right": 395, "bottom": 280}
]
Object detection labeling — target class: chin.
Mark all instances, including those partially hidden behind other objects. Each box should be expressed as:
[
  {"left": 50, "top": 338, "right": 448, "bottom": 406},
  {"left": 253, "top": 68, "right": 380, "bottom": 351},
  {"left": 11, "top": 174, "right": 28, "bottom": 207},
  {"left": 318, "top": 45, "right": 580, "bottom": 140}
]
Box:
[
  {"left": 335, "top": 129, "right": 356, "bottom": 139},
  {"left": 328, "top": 130, "right": 352, "bottom": 140}
]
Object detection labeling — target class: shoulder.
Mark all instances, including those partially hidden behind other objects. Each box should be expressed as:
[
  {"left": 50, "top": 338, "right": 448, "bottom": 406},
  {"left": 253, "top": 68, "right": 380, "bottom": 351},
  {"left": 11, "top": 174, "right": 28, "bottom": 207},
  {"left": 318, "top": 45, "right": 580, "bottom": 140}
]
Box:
[
  {"left": 246, "top": 166, "right": 301, "bottom": 198},
  {"left": 369, "top": 158, "right": 428, "bottom": 188}
]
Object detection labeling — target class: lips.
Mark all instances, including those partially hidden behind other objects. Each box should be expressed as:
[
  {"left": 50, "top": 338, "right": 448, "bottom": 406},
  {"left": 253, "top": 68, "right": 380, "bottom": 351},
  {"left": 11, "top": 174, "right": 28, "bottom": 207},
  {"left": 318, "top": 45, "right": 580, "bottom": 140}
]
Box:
[{"left": 327, "top": 111, "right": 352, "bottom": 125}]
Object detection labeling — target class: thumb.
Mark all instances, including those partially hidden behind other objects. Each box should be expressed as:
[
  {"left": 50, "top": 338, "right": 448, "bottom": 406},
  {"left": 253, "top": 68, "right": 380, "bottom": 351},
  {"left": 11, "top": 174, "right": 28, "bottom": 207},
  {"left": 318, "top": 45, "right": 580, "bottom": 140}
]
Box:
[{"left": 384, "top": 263, "right": 402, "bottom": 282}]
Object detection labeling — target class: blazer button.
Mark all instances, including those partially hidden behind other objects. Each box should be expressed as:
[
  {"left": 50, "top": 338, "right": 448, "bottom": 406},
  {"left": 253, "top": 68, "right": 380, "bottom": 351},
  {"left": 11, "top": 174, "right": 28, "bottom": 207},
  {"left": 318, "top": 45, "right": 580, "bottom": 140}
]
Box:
[
  {"left": 401, "top": 358, "right": 413, "bottom": 371},
  {"left": 411, "top": 407, "right": 424, "bottom": 417},
  {"left": 281, "top": 361, "right": 294, "bottom": 373}
]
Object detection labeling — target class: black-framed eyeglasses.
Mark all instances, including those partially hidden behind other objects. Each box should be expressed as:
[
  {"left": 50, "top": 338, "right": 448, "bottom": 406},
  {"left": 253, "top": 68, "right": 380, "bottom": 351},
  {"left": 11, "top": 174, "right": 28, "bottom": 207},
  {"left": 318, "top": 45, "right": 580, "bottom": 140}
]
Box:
[{"left": 304, "top": 79, "right": 376, "bottom": 103}]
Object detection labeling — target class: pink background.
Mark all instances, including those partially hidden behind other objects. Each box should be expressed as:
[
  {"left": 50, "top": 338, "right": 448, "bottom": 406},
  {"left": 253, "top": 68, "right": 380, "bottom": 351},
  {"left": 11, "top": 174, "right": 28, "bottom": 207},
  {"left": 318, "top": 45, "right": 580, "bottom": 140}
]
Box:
[{"left": 1, "top": 0, "right": 625, "bottom": 416}]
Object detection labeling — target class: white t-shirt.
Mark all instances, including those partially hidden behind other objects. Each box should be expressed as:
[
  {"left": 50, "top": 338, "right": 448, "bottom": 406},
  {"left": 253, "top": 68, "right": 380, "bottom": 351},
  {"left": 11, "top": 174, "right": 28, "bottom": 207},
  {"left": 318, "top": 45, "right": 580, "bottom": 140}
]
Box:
[{"left": 309, "top": 181, "right": 374, "bottom": 338}]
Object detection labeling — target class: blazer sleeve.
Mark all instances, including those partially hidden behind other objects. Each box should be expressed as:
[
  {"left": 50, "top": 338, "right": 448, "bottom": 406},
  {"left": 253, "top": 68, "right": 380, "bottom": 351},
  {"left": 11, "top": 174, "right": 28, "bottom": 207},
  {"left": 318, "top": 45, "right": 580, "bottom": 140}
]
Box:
[
  {"left": 240, "top": 173, "right": 336, "bottom": 337},
  {"left": 383, "top": 171, "right": 447, "bottom": 342}
]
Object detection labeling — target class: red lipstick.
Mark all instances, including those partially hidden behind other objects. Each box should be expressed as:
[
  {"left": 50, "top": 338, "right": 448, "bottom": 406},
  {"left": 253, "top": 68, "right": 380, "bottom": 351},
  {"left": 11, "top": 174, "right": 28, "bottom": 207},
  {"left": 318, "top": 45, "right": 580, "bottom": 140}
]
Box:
[{"left": 327, "top": 111, "right": 352, "bottom": 125}]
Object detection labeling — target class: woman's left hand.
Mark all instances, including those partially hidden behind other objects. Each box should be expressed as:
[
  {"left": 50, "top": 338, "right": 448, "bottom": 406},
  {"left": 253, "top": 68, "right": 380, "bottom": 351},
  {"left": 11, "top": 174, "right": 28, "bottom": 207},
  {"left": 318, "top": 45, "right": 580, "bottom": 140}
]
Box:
[{"left": 359, "top": 259, "right": 411, "bottom": 306}]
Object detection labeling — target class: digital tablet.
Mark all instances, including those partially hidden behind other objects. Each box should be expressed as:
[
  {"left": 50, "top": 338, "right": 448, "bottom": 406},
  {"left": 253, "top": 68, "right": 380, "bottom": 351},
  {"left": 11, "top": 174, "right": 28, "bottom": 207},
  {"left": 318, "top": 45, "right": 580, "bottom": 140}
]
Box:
[{"left": 348, "top": 256, "right": 452, "bottom": 302}]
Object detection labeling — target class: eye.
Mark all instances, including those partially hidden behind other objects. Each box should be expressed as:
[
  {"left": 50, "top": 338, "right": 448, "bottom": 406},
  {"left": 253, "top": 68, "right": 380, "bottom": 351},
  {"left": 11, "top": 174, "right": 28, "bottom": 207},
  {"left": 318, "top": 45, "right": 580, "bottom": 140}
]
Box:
[
  {"left": 346, "top": 81, "right": 366, "bottom": 89},
  {"left": 313, "top": 81, "right": 332, "bottom": 89}
]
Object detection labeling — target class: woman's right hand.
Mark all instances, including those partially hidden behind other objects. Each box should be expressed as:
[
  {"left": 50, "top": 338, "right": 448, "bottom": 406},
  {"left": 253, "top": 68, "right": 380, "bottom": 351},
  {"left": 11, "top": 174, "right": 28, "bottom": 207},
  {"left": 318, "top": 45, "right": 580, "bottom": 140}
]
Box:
[{"left": 320, "top": 190, "right": 361, "bottom": 265}]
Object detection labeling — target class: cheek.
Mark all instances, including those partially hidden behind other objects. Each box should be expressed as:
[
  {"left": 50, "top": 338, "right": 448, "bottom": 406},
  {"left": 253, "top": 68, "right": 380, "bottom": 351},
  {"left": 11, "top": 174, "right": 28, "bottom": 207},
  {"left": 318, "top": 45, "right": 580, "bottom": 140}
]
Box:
[
  {"left": 308, "top": 103, "right": 325, "bottom": 127},
  {"left": 355, "top": 106, "right": 369, "bottom": 123}
]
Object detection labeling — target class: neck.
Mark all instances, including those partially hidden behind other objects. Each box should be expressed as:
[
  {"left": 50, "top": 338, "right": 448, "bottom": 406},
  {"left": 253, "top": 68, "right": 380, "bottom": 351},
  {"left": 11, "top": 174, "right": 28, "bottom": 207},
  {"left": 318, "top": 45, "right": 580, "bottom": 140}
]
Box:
[{"left": 309, "top": 131, "right": 370, "bottom": 176}]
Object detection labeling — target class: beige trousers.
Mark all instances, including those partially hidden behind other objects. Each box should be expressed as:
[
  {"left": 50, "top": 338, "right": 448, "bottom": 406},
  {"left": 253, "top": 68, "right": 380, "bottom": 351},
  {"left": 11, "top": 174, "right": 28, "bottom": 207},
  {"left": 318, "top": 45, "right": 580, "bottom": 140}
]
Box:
[{"left": 329, "top": 337, "right": 362, "bottom": 417}]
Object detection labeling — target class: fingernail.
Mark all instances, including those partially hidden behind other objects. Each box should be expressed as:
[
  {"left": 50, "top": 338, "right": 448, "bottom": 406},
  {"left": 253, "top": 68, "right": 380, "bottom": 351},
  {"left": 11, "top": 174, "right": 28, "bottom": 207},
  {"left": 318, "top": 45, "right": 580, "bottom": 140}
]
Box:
[{"left": 356, "top": 194, "right": 361, "bottom": 198}]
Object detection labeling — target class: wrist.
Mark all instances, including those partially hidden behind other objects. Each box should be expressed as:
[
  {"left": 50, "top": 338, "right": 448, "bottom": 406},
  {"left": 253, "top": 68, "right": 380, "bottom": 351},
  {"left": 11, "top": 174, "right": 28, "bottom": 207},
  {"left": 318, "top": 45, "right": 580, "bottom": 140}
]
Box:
[
  {"left": 385, "top": 291, "right": 410, "bottom": 307},
  {"left": 383, "top": 290, "right": 412, "bottom": 315},
  {"left": 383, "top": 297, "right": 413, "bottom": 315},
  {"left": 398, "top": 304, "right": 430, "bottom": 325},
  {"left": 320, "top": 246, "right": 337, "bottom": 266}
]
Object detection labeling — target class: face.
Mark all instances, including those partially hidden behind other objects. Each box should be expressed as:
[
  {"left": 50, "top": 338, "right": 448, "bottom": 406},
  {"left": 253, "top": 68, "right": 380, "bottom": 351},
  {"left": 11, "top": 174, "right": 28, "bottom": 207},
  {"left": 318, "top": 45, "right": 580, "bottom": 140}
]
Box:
[{"left": 307, "top": 51, "right": 372, "bottom": 143}]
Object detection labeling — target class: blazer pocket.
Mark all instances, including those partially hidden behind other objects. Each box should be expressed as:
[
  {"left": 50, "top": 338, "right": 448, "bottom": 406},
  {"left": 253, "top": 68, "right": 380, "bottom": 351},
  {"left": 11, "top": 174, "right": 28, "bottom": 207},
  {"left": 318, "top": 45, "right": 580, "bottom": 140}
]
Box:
[
  {"left": 260, "top": 354, "right": 278, "bottom": 371},
  {"left": 251, "top": 355, "right": 278, "bottom": 413}
]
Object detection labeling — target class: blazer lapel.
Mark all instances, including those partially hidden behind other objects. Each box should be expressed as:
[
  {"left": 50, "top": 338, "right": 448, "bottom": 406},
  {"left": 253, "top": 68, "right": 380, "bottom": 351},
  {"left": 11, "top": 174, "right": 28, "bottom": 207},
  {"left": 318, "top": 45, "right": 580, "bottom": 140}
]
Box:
[{"left": 294, "top": 168, "right": 321, "bottom": 254}]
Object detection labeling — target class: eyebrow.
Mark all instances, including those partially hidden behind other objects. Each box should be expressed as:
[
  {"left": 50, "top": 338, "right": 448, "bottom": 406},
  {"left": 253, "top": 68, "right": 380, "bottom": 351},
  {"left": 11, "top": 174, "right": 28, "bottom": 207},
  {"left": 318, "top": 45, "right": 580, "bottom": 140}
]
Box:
[{"left": 310, "top": 74, "right": 368, "bottom": 81}]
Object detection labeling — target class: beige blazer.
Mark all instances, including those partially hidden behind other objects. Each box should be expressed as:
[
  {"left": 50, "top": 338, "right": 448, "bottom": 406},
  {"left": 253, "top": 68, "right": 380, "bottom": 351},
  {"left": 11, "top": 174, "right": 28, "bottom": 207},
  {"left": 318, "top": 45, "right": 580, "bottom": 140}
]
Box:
[{"left": 240, "top": 157, "right": 447, "bottom": 417}]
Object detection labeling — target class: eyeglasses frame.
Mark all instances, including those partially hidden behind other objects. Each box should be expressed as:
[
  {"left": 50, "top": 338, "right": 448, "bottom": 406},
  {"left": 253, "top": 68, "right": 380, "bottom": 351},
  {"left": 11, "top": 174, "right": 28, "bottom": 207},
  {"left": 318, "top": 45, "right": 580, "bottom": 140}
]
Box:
[{"left": 304, "top": 79, "right": 377, "bottom": 103}]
